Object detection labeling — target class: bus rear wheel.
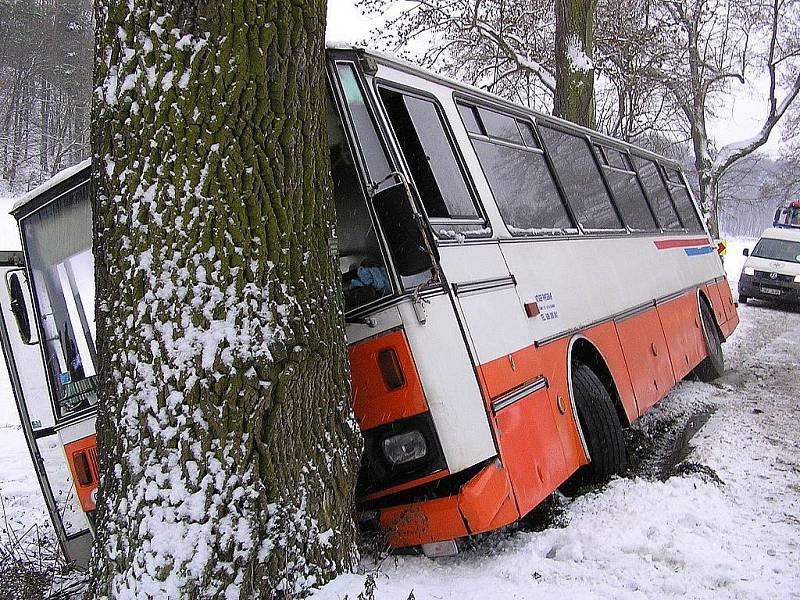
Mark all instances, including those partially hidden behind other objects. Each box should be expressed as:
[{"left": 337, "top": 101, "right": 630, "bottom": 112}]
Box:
[
  {"left": 694, "top": 300, "right": 724, "bottom": 382},
  {"left": 563, "top": 362, "right": 627, "bottom": 491}
]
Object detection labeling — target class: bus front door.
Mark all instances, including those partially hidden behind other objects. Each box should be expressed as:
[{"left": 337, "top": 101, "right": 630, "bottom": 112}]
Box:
[{"left": 0, "top": 251, "right": 93, "bottom": 567}]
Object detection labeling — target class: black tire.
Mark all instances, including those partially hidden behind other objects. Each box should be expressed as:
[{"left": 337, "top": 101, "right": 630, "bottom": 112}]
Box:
[
  {"left": 694, "top": 300, "right": 725, "bottom": 382},
  {"left": 563, "top": 362, "right": 626, "bottom": 490},
  {"left": 738, "top": 294, "right": 748, "bottom": 304}
]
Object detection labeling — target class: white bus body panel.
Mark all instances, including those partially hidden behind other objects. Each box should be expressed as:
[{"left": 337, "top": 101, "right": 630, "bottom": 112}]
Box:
[{"left": 0, "top": 256, "right": 92, "bottom": 567}]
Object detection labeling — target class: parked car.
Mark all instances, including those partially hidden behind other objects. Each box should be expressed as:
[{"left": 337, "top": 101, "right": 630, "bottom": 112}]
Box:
[{"left": 738, "top": 227, "right": 800, "bottom": 304}]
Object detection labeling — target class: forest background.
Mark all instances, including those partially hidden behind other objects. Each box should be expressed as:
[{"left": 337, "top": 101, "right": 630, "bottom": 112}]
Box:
[{"left": 2, "top": 0, "right": 799, "bottom": 237}]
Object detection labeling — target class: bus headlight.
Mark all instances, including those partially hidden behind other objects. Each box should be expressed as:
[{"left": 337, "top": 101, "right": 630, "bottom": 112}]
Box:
[
  {"left": 743, "top": 267, "right": 755, "bottom": 276},
  {"left": 794, "top": 274, "right": 800, "bottom": 283},
  {"left": 90, "top": 488, "right": 98, "bottom": 505},
  {"left": 382, "top": 430, "right": 427, "bottom": 466}
]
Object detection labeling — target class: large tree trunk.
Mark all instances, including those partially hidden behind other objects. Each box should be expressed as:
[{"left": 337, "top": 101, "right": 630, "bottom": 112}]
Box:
[
  {"left": 554, "top": 0, "right": 597, "bottom": 128},
  {"left": 87, "top": 1, "right": 362, "bottom": 598}
]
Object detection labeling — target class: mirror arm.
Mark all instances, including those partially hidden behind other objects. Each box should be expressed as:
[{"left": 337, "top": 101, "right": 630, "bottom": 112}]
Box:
[{"left": 370, "top": 171, "right": 441, "bottom": 285}]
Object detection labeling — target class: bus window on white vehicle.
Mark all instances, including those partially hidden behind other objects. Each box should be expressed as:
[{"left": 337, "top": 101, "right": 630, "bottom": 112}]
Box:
[
  {"left": 378, "top": 88, "right": 483, "bottom": 229},
  {"left": 22, "top": 183, "right": 97, "bottom": 420},
  {"left": 328, "top": 107, "right": 393, "bottom": 312},
  {"left": 333, "top": 64, "right": 433, "bottom": 293},
  {"left": 336, "top": 64, "right": 393, "bottom": 190},
  {"left": 632, "top": 156, "right": 682, "bottom": 230},
  {"left": 597, "top": 146, "right": 658, "bottom": 231},
  {"left": 457, "top": 102, "right": 573, "bottom": 235},
  {"left": 538, "top": 126, "right": 623, "bottom": 231},
  {"left": 664, "top": 168, "right": 705, "bottom": 232}
]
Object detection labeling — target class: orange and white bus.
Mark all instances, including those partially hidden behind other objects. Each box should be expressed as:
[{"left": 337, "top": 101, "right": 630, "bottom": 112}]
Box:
[{"left": 0, "top": 45, "right": 738, "bottom": 565}]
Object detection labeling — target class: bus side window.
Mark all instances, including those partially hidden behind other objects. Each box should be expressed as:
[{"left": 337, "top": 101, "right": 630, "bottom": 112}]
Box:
[
  {"left": 538, "top": 126, "right": 623, "bottom": 231},
  {"left": 598, "top": 146, "right": 659, "bottom": 231},
  {"left": 332, "top": 63, "right": 431, "bottom": 293},
  {"left": 328, "top": 108, "right": 393, "bottom": 312},
  {"left": 457, "top": 102, "right": 573, "bottom": 235},
  {"left": 378, "top": 88, "right": 485, "bottom": 232},
  {"left": 664, "top": 168, "right": 705, "bottom": 232},
  {"left": 632, "top": 156, "right": 683, "bottom": 231}
]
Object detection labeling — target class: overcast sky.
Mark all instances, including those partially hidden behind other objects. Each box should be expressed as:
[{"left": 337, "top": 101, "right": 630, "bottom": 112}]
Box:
[{"left": 326, "top": 0, "right": 783, "bottom": 155}]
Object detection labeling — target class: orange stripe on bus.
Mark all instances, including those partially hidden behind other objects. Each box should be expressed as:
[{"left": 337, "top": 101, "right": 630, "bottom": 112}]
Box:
[{"left": 359, "top": 469, "right": 450, "bottom": 503}]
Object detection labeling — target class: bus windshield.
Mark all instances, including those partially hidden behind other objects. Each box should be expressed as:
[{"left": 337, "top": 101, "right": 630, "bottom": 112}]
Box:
[
  {"left": 752, "top": 237, "right": 800, "bottom": 263},
  {"left": 22, "top": 182, "right": 97, "bottom": 420}
]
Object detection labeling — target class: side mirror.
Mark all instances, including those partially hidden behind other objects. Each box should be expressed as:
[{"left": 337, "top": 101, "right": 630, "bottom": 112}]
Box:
[
  {"left": 6, "top": 270, "right": 36, "bottom": 345},
  {"left": 372, "top": 183, "right": 437, "bottom": 277},
  {"left": 743, "top": 248, "right": 749, "bottom": 257}
]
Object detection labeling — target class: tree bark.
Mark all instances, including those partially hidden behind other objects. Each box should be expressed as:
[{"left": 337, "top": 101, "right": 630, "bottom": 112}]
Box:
[
  {"left": 554, "top": 0, "right": 597, "bottom": 128},
  {"left": 88, "top": 1, "right": 361, "bottom": 598}
]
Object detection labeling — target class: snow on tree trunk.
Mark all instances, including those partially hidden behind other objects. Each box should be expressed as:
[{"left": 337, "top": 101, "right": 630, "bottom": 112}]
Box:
[
  {"left": 554, "top": 0, "right": 596, "bottom": 128},
  {"left": 87, "top": 1, "right": 362, "bottom": 598}
]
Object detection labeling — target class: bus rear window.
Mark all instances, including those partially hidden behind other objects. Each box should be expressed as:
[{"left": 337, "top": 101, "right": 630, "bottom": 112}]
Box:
[
  {"left": 598, "top": 146, "right": 658, "bottom": 231},
  {"left": 22, "top": 183, "right": 97, "bottom": 421},
  {"left": 539, "top": 126, "right": 623, "bottom": 231},
  {"left": 665, "top": 168, "right": 705, "bottom": 232}
]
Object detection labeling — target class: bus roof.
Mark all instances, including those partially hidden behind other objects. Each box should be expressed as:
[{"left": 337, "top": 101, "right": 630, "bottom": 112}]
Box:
[
  {"left": 329, "top": 43, "right": 685, "bottom": 170},
  {"left": 11, "top": 158, "right": 90, "bottom": 219}
]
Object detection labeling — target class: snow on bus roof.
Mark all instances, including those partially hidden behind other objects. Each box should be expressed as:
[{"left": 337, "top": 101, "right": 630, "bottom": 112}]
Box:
[{"left": 12, "top": 158, "right": 90, "bottom": 214}]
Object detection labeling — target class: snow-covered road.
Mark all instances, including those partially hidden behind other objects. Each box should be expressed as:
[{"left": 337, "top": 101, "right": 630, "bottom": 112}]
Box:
[{"left": 1, "top": 245, "right": 798, "bottom": 599}]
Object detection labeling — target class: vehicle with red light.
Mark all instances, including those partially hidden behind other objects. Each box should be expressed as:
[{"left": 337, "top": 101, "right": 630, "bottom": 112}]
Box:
[
  {"left": 0, "top": 45, "right": 738, "bottom": 567},
  {"left": 773, "top": 201, "right": 800, "bottom": 229}
]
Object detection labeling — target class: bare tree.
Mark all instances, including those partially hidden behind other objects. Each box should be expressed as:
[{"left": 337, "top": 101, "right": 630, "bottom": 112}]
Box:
[
  {"left": 356, "top": 0, "right": 685, "bottom": 135},
  {"left": 644, "top": 0, "right": 800, "bottom": 236},
  {"left": 356, "top": 0, "right": 558, "bottom": 110}
]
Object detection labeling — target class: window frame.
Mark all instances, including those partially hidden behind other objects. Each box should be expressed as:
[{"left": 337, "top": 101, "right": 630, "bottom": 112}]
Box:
[
  {"left": 594, "top": 143, "right": 661, "bottom": 233},
  {"left": 535, "top": 121, "right": 627, "bottom": 235},
  {"left": 453, "top": 93, "right": 579, "bottom": 237},
  {"left": 327, "top": 59, "right": 408, "bottom": 312},
  {"left": 373, "top": 80, "right": 491, "bottom": 233}
]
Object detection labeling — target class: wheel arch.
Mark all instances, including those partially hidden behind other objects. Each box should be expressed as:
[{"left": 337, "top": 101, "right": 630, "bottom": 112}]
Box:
[
  {"left": 696, "top": 287, "right": 725, "bottom": 341},
  {"left": 567, "top": 335, "right": 632, "bottom": 428}
]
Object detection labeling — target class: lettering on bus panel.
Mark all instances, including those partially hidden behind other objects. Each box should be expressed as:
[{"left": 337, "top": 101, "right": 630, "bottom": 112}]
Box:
[
  {"left": 538, "top": 125, "right": 623, "bottom": 231},
  {"left": 533, "top": 291, "right": 559, "bottom": 322},
  {"left": 457, "top": 102, "right": 574, "bottom": 236},
  {"left": 632, "top": 155, "right": 683, "bottom": 231},
  {"left": 595, "top": 145, "right": 659, "bottom": 232}
]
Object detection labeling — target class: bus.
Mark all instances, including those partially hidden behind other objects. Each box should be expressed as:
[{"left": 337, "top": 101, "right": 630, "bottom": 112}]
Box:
[{"left": 0, "top": 44, "right": 739, "bottom": 565}]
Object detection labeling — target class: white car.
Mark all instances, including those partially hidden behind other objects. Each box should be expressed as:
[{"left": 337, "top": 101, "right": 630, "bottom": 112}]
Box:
[{"left": 738, "top": 227, "right": 800, "bottom": 305}]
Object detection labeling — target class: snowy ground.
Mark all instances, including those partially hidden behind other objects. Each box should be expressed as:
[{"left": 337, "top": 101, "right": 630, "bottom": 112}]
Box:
[{"left": 1, "top": 238, "right": 799, "bottom": 599}]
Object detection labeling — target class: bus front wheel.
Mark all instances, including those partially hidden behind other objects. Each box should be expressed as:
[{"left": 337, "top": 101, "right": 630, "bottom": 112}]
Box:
[
  {"left": 563, "top": 362, "right": 627, "bottom": 490},
  {"left": 694, "top": 300, "right": 724, "bottom": 382}
]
